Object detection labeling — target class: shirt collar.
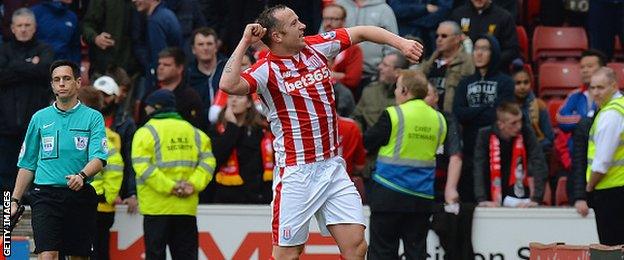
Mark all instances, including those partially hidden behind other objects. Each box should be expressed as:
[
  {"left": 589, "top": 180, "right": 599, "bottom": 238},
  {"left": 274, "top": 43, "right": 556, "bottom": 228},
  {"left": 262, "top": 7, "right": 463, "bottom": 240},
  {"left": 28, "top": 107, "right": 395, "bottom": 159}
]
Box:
[{"left": 53, "top": 101, "right": 81, "bottom": 114}]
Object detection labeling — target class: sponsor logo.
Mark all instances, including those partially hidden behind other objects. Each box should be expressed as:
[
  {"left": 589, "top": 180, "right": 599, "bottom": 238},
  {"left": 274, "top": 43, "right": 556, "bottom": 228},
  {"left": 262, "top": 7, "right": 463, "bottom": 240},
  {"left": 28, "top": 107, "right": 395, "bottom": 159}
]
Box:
[
  {"left": 43, "top": 122, "right": 54, "bottom": 129},
  {"left": 42, "top": 137, "right": 54, "bottom": 152},
  {"left": 75, "top": 136, "right": 88, "bottom": 150},
  {"left": 284, "top": 67, "right": 331, "bottom": 93}
]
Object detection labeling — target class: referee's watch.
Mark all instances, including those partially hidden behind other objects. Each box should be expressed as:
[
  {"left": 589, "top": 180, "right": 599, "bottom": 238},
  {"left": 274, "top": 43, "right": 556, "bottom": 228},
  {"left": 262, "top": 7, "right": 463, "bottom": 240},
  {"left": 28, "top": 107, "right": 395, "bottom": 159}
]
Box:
[{"left": 78, "top": 171, "right": 88, "bottom": 180}]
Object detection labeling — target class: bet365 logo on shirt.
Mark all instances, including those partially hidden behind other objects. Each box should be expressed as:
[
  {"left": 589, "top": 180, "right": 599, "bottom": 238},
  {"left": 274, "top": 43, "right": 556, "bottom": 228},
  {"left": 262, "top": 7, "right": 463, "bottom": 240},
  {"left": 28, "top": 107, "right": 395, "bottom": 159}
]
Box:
[{"left": 284, "top": 67, "right": 331, "bottom": 93}]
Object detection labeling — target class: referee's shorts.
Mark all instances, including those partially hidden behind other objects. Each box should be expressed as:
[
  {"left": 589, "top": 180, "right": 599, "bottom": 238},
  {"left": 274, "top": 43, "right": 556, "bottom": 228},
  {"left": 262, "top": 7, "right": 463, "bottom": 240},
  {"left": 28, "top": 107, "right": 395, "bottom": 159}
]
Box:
[{"left": 30, "top": 183, "right": 97, "bottom": 256}]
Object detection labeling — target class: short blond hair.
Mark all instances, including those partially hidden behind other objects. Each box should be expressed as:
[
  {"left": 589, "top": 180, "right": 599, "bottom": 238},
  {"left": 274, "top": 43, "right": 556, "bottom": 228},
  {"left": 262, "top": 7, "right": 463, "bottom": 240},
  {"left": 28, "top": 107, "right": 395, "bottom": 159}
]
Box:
[{"left": 398, "top": 70, "right": 428, "bottom": 99}]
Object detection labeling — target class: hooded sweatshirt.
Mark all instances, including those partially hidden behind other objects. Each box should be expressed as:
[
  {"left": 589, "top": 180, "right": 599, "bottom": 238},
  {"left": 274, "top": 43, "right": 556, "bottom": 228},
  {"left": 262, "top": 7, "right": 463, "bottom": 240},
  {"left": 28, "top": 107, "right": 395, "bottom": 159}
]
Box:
[
  {"left": 452, "top": 35, "right": 515, "bottom": 157},
  {"left": 333, "top": 0, "right": 399, "bottom": 78}
]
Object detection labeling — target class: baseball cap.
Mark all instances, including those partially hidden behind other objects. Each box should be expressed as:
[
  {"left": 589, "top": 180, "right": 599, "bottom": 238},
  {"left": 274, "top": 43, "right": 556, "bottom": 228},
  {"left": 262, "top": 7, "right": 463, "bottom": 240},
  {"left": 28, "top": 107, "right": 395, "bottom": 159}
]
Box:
[
  {"left": 145, "top": 89, "right": 176, "bottom": 109},
  {"left": 93, "top": 76, "right": 120, "bottom": 96}
]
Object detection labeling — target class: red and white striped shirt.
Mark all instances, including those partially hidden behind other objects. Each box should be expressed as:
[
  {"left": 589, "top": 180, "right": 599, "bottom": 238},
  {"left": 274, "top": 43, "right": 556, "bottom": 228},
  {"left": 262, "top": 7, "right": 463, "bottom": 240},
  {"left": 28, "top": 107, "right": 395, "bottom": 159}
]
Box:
[{"left": 241, "top": 28, "right": 352, "bottom": 167}]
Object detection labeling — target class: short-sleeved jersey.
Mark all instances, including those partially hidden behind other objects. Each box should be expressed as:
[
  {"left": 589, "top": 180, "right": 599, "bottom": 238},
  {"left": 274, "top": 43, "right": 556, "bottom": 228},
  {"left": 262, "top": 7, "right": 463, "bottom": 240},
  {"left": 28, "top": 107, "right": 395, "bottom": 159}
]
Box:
[
  {"left": 241, "top": 28, "right": 352, "bottom": 167},
  {"left": 18, "top": 102, "right": 108, "bottom": 186}
]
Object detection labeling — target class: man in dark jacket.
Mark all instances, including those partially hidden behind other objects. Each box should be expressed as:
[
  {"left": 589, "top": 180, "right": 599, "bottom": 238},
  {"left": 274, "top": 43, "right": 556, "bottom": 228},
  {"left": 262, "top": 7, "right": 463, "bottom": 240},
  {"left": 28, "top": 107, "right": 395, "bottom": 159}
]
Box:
[
  {"left": 450, "top": 0, "right": 519, "bottom": 72},
  {"left": 132, "top": 0, "right": 183, "bottom": 98},
  {"left": 473, "top": 102, "right": 548, "bottom": 207},
  {"left": 147, "top": 47, "right": 208, "bottom": 132},
  {"left": 82, "top": 0, "right": 136, "bottom": 76},
  {"left": 0, "top": 8, "right": 54, "bottom": 192},
  {"left": 186, "top": 27, "right": 227, "bottom": 117},
  {"left": 452, "top": 35, "right": 515, "bottom": 201}
]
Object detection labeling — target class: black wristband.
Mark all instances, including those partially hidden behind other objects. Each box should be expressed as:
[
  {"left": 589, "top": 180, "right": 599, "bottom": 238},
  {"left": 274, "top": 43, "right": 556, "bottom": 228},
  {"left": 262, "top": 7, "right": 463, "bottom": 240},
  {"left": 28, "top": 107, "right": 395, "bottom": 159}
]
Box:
[
  {"left": 11, "top": 197, "right": 20, "bottom": 205},
  {"left": 78, "top": 171, "right": 88, "bottom": 180}
]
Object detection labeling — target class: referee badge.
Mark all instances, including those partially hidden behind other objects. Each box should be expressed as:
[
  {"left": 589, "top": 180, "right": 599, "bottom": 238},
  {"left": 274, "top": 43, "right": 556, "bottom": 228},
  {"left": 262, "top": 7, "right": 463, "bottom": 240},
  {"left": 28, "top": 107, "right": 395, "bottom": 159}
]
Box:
[
  {"left": 102, "top": 139, "right": 108, "bottom": 154},
  {"left": 74, "top": 136, "right": 88, "bottom": 150},
  {"left": 42, "top": 137, "right": 55, "bottom": 152}
]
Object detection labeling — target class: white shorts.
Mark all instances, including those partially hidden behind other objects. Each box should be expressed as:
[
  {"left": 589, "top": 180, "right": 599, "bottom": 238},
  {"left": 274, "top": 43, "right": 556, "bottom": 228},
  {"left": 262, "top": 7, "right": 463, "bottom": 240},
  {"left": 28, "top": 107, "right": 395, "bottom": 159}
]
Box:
[{"left": 271, "top": 156, "right": 365, "bottom": 246}]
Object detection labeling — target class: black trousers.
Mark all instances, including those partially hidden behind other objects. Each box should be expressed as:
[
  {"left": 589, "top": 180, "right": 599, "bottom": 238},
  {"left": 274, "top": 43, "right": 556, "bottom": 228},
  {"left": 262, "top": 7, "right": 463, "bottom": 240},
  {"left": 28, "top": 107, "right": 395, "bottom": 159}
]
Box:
[
  {"left": 93, "top": 212, "right": 115, "bottom": 260},
  {"left": 143, "top": 215, "right": 198, "bottom": 260},
  {"left": 368, "top": 211, "right": 431, "bottom": 260},
  {"left": 589, "top": 186, "right": 624, "bottom": 246},
  {"left": 431, "top": 203, "right": 476, "bottom": 260}
]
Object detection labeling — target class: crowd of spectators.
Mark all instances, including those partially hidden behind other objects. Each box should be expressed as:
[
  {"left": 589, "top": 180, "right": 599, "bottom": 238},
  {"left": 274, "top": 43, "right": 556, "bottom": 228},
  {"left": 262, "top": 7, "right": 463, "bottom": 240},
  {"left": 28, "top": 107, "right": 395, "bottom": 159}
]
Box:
[{"left": 2, "top": 0, "right": 624, "bottom": 256}]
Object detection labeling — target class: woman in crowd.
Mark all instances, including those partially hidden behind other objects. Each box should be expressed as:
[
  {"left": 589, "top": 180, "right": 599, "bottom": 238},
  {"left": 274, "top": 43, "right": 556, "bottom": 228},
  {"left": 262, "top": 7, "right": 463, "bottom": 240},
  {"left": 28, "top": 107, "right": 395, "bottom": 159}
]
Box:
[{"left": 206, "top": 94, "right": 273, "bottom": 204}]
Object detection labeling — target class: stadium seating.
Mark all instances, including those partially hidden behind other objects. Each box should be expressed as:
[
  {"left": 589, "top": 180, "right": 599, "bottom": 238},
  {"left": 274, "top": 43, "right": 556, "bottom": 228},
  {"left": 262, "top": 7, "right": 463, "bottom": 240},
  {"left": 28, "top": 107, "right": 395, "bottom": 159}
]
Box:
[
  {"left": 517, "top": 26, "right": 529, "bottom": 61},
  {"left": 538, "top": 62, "right": 582, "bottom": 97},
  {"left": 607, "top": 62, "right": 624, "bottom": 89},
  {"left": 532, "top": 26, "right": 588, "bottom": 64}
]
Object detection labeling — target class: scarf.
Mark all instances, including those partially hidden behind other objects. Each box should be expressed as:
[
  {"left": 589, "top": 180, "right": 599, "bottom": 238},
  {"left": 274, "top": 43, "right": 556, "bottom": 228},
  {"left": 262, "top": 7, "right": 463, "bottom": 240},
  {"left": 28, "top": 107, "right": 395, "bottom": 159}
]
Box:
[
  {"left": 489, "top": 133, "right": 528, "bottom": 205},
  {"left": 215, "top": 124, "right": 274, "bottom": 186}
]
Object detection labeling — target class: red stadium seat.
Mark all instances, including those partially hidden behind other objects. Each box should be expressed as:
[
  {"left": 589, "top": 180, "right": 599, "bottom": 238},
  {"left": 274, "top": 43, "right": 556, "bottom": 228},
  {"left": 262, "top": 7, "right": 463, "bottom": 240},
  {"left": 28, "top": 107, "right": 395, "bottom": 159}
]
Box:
[
  {"left": 547, "top": 98, "right": 564, "bottom": 127},
  {"left": 532, "top": 26, "right": 588, "bottom": 64},
  {"left": 517, "top": 26, "right": 529, "bottom": 61},
  {"left": 538, "top": 62, "right": 582, "bottom": 98},
  {"left": 607, "top": 62, "right": 624, "bottom": 89}
]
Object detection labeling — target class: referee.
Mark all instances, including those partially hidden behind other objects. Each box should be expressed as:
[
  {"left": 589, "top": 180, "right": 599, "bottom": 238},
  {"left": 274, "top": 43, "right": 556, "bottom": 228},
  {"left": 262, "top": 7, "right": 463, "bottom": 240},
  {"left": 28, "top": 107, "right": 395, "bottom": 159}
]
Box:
[{"left": 10, "top": 60, "right": 108, "bottom": 260}]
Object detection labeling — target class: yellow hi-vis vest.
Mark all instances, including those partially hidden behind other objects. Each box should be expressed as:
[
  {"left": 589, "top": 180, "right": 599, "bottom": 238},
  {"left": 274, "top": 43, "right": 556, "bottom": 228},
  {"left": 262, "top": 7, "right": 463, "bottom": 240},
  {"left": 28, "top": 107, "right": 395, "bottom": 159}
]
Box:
[
  {"left": 92, "top": 128, "right": 124, "bottom": 212},
  {"left": 587, "top": 97, "right": 624, "bottom": 190},
  {"left": 374, "top": 99, "right": 447, "bottom": 199},
  {"left": 132, "top": 114, "right": 215, "bottom": 216}
]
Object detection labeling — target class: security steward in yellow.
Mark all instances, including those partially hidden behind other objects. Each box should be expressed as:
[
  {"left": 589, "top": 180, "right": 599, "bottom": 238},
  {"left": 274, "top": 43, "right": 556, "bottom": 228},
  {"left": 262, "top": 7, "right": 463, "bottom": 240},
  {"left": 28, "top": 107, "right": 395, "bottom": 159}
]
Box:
[
  {"left": 586, "top": 67, "right": 624, "bottom": 246},
  {"left": 77, "top": 86, "right": 124, "bottom": 260},
  {"left": 364, "top": 70, "right": 447, "bottom": 259},
  {"left": 132, "top": 89, "right": 216, "bottom": 260}
]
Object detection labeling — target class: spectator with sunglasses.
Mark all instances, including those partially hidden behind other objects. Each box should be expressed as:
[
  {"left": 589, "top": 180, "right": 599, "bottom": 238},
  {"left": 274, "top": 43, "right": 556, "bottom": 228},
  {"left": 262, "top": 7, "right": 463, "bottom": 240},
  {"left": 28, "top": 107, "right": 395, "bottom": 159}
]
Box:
[
  {"left": 418, "top": 21, "right": 474, "bottom": 113},
  {"left": 512, "top": 68, "right": 554, "bottom": 152}
]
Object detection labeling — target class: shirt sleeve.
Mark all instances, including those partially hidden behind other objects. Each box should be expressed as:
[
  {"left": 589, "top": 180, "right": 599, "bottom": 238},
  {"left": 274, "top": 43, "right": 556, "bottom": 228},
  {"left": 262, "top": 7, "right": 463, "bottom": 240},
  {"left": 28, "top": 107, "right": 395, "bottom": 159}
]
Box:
[
  {"left": 444, "top": 113, "right": 462, "bottom": 156},
  {"left": 240, "top": 59, "right": 270, "bottom": 93},
  {"left": 89, "top": 112, "right": 109, "bottom": 163},
  {"left": 591, "top": 110, "right": 624, "bottom": 174},
  {"left": 17, "top": 116, "right": 40, "bottom": 171},
  {"left": 304, "top": 28, "right": 352, "bottom": 60},
  {"left": 363, "top": 111, "right": 392, "bottom": 154}
]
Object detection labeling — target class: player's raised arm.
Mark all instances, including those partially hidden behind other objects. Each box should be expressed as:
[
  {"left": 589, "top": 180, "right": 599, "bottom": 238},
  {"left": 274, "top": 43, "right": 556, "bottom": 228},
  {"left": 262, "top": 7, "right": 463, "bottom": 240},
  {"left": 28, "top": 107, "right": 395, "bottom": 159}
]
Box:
[
  {"left": 220, "top": 24, "right": 267, "bottom": 95},
  {"left": 346, "top": 26, "right": 424, "bottom": 63}
]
